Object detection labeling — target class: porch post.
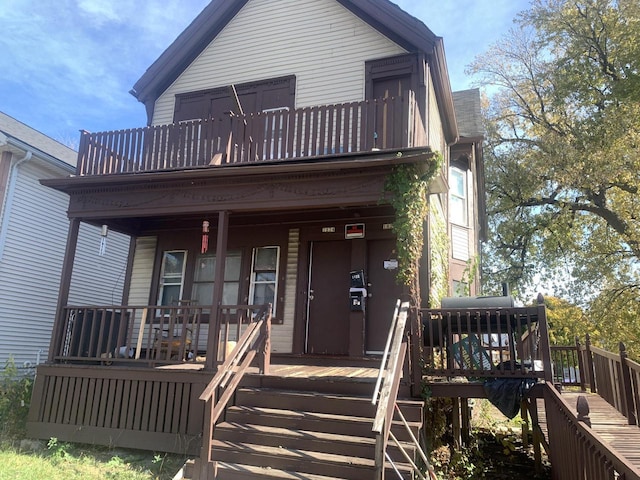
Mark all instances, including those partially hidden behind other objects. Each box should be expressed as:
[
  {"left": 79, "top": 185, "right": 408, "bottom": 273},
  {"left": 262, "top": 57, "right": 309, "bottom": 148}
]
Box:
[
  {"left": 47, "top": 217, "right": 80, "bottom": 362},
  {"left": 205, "top": 211, "right": 229, "bottom": 370}
]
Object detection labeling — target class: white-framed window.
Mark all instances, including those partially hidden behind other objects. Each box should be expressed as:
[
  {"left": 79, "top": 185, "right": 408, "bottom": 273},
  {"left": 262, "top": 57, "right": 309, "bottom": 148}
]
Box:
[
  {"left": 249, "top": 246, "right": 279, "bottom": 315},
  {"left": 157, "top": 250, "right": 187, "bottom": 306},
  {"left": 191, "top": 250, "right": 243, "bottom": 310},
  {"left": 450, "top": 167, "right": 468, "bottom": 226}
]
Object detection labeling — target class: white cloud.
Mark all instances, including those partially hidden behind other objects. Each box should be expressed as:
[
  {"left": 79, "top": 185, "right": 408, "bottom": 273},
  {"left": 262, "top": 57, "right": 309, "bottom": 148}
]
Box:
[{"left": 0, "top": 0, "right": 523, "bottom": 143}]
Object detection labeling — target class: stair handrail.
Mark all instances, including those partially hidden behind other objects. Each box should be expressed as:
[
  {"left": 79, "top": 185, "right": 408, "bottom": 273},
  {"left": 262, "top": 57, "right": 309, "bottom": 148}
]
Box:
[
  {"left": 372, "top": 299, "right": 401, "bottom": 405},
  {"left": 372, "top": 300, "right": 436, "bottom": 480},
  {"left": 194, "top": 303, "right": 272, "bottom": 480}
]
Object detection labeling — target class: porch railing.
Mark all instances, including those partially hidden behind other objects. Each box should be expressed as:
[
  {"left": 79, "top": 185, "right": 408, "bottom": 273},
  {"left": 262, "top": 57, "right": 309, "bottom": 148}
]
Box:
[
  {"left": 52, "top": 303, "right": 270, "bottom": 368},
  {"left": 194, "top": 304, "right": 271, "bottom": 480},
  {"left": 421, "top": 304, "right": 553, "bottom": 382},
  {"left": 544, "top": 383, "right": 640, "bottom": 480},
  {"left": 76, "top": 93, "right": 424, "bottom": 176}
]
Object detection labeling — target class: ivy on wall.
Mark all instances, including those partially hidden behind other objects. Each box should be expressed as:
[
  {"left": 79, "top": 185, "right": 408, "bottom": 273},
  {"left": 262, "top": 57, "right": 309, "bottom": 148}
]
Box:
[
  {"left": 429, "top": 207, "right": 449, "bottom": 306},
  {"left": 384, "top": 152, "right": 443, "bottom": 298}
]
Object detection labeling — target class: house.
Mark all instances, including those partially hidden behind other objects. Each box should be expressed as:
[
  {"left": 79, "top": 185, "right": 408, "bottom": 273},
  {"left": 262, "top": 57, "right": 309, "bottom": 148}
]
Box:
[
  {"left": 0, "top": 112, "right": 130, "bottom": 372},
  {"left": 449, "top": 88, "right": 486, "bottom": 297},
  {"left": 27, "top": 1, "right": 499, "bottom": 477}
]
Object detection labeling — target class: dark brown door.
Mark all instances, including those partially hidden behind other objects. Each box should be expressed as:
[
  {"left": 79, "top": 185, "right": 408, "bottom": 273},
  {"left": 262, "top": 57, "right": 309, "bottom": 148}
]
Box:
[
  {"left": 366, "top": 239, "right": 403, "bottom": 353},
  {"left": 306, "top": 240, "right": 351, "bottom": 355},
  {"left": 371, "top": 76, "right": 411, "bottom": 149},
  {"left": 372, "top": 75, "right": 410, "bottom": 100}
]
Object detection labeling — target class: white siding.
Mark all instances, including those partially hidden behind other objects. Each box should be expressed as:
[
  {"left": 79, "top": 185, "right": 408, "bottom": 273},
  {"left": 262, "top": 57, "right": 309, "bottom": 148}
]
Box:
[
  {"left": 127, "top": 236, "right": 157, "bottom": 307},
  {"left": 126, "top": 236, "right": 157, "bottom": 345},
  {"left": 0, "top": 161, "right": 129, "bottom": 369},
  {"left": 451, "top": 225, "right": 470, "bottom": 261},
  {"left": 152, "top": 0, "right": 406, "bottom": 125},
  {"left": 271, "top": 228, "right": 299, "bottom": 353},
  {"left": 68, "top": 225, "right": 130, "bottom": 306}
]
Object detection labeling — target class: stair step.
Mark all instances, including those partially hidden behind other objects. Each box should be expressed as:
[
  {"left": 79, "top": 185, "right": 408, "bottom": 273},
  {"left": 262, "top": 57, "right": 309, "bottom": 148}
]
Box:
[
  {"left": 215, "top": 461, "right": 350, "bottom": 480},
  {"left": 224, "top": 405, "right": 421, "bottom": 441},
  {"left": 215, "top": 421, "right": 415, "bottom": 461},
  {"left": 235, "top": 387, "right": 423, "bottom": 422},
  {"left": 210, "top": 440, "right": 412, "bottom": 480}
]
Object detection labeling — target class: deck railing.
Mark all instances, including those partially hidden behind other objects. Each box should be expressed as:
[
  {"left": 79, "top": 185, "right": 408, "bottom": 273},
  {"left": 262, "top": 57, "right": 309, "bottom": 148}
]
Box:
[
  {"left": 53, "top": 303, "right": 270, "bottom": 368},
  {"left": 544, "top": 383, "right": 640, "bottom": 480},
  {"left": 421, "top": 304, "right": 553, "bottom": 382},
  {"left": 549, "top": 337, "right": 639, "bottom": 426},
  {"left": 591, "top": 343, "right": 639, "bottom": 426},
  {"left": 76, "top": 93, "right": 424, "bottom": 176}
]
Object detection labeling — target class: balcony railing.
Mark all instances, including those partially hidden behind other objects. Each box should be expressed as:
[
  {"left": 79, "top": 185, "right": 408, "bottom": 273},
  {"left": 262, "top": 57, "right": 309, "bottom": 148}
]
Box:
[{"left": 76, "top": 93, "right": 426, "bottom": 176}]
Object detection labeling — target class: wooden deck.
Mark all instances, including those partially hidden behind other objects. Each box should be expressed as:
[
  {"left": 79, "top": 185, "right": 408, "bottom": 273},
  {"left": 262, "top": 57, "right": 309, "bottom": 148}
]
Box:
[{"left": 559, "top": 391, "right": 640, "bottom": 470}]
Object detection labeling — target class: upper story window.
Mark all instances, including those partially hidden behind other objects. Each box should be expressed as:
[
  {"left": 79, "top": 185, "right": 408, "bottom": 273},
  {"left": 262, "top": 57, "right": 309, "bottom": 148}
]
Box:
[{"left": 450, "top": 167, "right": 468, "bottom": 226}]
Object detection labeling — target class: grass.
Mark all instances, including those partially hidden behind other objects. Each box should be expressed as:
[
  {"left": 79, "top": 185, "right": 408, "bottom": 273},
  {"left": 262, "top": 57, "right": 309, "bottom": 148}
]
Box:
[
  {"left": 0, "top": 359, "right": 188, "bottom": 480},
  {"left": 0, "top": 442, "right": 187, "bottom": 480}
]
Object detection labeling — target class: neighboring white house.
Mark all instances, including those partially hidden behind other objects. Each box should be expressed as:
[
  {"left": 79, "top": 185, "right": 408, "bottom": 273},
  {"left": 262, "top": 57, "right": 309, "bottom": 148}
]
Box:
[{"left": 0, "top": 111, "right": 130, "bottom": 372}]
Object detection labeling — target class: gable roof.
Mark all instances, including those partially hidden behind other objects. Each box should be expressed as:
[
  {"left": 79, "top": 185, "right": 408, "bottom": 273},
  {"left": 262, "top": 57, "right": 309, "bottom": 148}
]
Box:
[
  {"left": 0, "top": 111, "right": 77, "bottom": 169},
  {"left": 130, "top": 0, "right": 457, "bottom": 142}
]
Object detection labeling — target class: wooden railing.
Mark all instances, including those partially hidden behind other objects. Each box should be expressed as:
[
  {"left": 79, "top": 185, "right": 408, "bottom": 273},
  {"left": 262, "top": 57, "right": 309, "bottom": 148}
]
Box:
[
  {"left": 53, "top": 303, "right": 271, "bottom": 368},
  {"left": 372, "top": 301, "right": 435, "bottom": 479},
  {"left": 544, "top": 382, "right": 640, "bottom": 480},
  {"left": 551, "top": 336, "right": 639, "bottom": 426},
  {"left": 551, "top": 343, "right": 583, "bottom": 387},
  {"left": 421, "top": 303, "right": 553, "bottom": 382},
  {"left": 193, "top": 304, "right": 271, "bottom": 480},
  {"left": 76, "top": 93, "right": 424, "bottom": 176},
  {"left": 591, "top": 343, "right": 639, "bottom": 426}
]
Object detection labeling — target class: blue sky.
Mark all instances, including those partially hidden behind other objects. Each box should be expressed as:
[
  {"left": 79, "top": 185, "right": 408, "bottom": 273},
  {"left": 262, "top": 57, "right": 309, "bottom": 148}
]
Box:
[{"left": 0, "top": 0, "right": 526, "bottom": 148}]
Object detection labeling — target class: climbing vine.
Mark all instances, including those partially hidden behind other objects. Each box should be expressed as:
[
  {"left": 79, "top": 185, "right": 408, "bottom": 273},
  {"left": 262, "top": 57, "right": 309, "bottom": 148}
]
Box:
[
  {"left": 429, "top": 208, "right": 449, "bottom": 306},
  {"left": 384, "top": 152, "right": 443, "bottom": 296}
]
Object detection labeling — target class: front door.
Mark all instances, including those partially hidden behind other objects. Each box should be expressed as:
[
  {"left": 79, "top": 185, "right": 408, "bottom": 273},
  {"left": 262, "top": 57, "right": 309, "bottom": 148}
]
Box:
[
  {"left": 305, "top": 240, "right": 351, "bottom": 355},
  {"left": 365, "top": 239, "right": 403, "bottom": 353}
]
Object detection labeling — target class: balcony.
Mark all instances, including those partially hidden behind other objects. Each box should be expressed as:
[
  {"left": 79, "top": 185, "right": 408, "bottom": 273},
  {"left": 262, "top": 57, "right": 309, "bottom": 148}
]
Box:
[{"left": 76, "top": 93, "right": 426, "bottom": 176}]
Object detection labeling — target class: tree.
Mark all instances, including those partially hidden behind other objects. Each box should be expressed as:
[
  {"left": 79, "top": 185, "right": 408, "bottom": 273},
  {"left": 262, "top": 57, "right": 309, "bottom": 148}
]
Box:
[
  {"left": 544, "top": 296, "right": 596, "bottom": 346},
  {"left": 471, "top": 0, "right": 640, "bottom": 309}
]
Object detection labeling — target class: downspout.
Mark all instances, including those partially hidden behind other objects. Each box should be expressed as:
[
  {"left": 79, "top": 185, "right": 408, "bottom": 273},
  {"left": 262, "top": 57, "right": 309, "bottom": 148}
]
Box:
[{"left": 0, "top": 141, "right": 33, "bottom": 263}]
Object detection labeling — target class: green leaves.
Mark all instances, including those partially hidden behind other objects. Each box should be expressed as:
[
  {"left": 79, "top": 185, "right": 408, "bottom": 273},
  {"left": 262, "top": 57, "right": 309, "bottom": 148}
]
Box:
[
  {"left": 384, "top": 155, "right": 442, "bottom": 295},
  {"left": 472, "top": 0, "right": 640, "bottom": 309}
]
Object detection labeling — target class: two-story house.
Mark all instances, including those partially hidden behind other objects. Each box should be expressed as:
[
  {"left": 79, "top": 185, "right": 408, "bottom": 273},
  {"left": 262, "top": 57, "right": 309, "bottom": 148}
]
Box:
[
  {"left": 27, "top": 1, "right": 488, "bottom": 477},
  {"left": 0, "top": 111, "right": 129, "bottom": 373}
]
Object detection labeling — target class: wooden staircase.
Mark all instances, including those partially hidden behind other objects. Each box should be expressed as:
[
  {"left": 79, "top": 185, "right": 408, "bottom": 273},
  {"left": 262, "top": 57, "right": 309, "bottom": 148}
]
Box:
[{"left": 185, "top": 383, "right": 424, "bottom": 479}]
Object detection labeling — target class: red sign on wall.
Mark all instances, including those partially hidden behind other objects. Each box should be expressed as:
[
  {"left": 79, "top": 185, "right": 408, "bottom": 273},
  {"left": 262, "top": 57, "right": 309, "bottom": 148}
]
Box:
[{"left": 345, "top": 223, "right": 365, "bottom": 239}]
